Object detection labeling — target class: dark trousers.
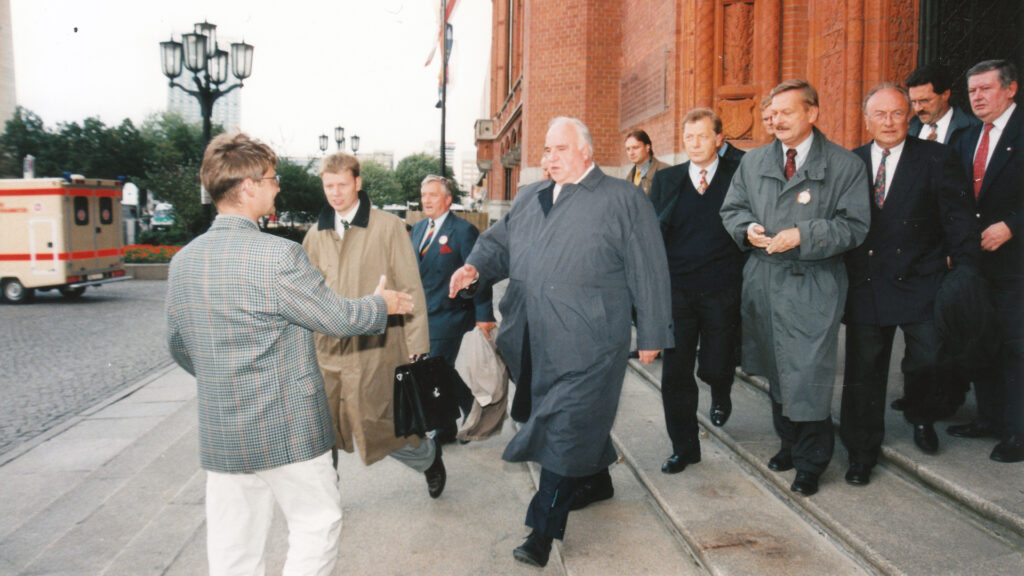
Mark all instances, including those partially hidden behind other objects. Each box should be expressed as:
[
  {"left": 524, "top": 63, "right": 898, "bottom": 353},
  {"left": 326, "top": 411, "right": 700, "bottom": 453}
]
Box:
[
  {"left": 661, "top": 287, "right": 739, "bottom": 456},
  {"left": 840, "top": 321, "right": 942, "bottom": 466},
  {"left": 431, "top": 335, "right": 472, "bottom": 434},
  {"left": 526, "top": 468, "right": 581, "bottom": 540},
  {"left": 973, "top": 283, "right": 1024, "bottom": 436},
  {"left": 771, "top": 400, "right": 834, "bottom": 475}
]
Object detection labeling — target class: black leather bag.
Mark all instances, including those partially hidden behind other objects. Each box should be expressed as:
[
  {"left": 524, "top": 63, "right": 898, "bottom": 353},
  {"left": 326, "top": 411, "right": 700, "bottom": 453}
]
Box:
[{"left": 393, "top": 357, "right": 462, "bottom": 437}]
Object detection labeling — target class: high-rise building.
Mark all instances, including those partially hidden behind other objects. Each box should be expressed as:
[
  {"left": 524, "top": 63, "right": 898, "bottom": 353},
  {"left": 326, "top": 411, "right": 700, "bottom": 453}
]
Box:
[
  {"left": 167, "top": 84, "right": 241, "bottom": 132},
  {"left": 0, "top": 0, "right": 16, "bottom": 130}
]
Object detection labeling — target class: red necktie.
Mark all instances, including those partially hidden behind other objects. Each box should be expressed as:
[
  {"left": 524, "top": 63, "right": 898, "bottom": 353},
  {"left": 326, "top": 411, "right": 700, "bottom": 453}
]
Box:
[
  {"left": 926, "top": 123, "right": 938, "bottom": 141},
  {"left": 697, "top": 169, "right": 708, "bottom": 194},
  {"left": 972, "top": 123, "right": 994, "bottom": 199},
  {"left": 784, "top": 149, "right": 797, "bottom": 180}
]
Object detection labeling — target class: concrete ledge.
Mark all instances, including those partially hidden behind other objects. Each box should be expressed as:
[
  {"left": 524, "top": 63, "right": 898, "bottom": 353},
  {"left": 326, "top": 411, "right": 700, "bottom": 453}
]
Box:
[{"left": 125, "top": 263, "right": 169, "bottom": 280}]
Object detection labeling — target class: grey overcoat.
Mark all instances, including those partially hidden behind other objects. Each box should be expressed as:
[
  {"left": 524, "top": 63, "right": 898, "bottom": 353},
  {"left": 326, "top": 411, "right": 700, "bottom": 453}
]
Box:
[
  {"left": 719, "top": 129, "right": 870, "bottom": 421},
  {"left": 467, "top": 166, "right": 673, "bottom": 477}
]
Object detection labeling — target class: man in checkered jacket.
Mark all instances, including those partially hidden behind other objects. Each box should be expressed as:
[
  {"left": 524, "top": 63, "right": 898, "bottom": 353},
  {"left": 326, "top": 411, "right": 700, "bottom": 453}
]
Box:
[{"left": 166, "top": 132, "right": 413, "bottom": 576}]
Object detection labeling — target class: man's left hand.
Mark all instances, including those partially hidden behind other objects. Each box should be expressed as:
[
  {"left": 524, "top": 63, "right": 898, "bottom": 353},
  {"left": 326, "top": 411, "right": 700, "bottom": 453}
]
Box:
[
  {"left": 766, "top": 227, "right": 800, "bottom": 254},
  {"left": 476, "top": 322, "right": 496, "bottom": 339},
  {"left": 981, "top": 222, "right": 1012, "bottom": 252},
  {"left": 638, "top": 350, "right": 660, "bottom": 365}
]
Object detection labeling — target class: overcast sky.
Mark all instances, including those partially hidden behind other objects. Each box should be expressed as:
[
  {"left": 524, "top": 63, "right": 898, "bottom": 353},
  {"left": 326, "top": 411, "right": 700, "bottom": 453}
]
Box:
[{"left": 9, "top": 0, "right": 491, "bottom": 165}]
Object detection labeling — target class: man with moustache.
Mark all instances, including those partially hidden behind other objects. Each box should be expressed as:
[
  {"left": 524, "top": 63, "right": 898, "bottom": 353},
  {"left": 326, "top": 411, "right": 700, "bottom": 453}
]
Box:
[
  {"left": 624, "top": 129, "right": 670, "bottom": 195},
  {"left": 948, "top": 59, "right": 1024, "bottom": 463},
  {"left": 450, "top": 117, "right": 673, "bottom": 566},
  {"left": 650, "top": 108, "right": 745, "bottom": 475},
  {"left": 411, "top": 174, "right": 495, "bottom": 443},
  {"left": 840, "top": 84, "right": 978, "bottom": 485},
  {"left": 720, "top": 79, "right": 871, "bottom": 496},
  {"left": 302, "top": 153, "right": 447, "bottom": 497},
  {"left": 907, "top": 63, "right": 980, "bottom": 148}
]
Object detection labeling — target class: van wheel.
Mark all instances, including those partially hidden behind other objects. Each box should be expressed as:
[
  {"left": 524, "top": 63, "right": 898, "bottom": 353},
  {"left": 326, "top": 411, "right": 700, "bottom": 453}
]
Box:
[
  {"left": 60, "top": 286, "right": 86, "bottom": 299},
  {"left": 2, "top": 279, "right": 34, "bottom": 303}
]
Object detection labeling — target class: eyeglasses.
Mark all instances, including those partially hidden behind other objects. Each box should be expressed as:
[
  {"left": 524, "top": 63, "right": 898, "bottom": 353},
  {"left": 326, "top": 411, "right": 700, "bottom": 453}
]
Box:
[{"left": 261, "top": 174, "right": 281, "bottom": 184}]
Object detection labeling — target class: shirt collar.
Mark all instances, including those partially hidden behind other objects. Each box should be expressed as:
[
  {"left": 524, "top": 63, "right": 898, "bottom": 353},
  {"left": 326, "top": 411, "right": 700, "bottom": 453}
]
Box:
[
  {"left": 335, "top": 200, "right": 360, "bottom": 234},
  {"left": 784, "top": 131, "right": 815, "bottom": 171},
  {"left": 991, "top": 102, "right": 1017, "bottom": 130},
  {"left": 688, "top": 157, "right": 720, "bottom": 187}
]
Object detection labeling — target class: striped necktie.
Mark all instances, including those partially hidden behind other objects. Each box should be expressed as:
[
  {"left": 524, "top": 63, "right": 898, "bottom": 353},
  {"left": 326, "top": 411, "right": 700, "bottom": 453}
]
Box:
[{"left": 419, "top": 219, "right": 435, "bottom": 257}]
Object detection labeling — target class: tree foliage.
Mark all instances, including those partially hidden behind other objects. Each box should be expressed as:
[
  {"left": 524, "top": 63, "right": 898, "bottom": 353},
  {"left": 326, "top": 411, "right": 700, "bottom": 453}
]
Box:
[
  {"left": 275, "top": 159, "right": 324, "bottom": 224},
  {"left": 360, "top": 159, "right": 402, "bottom": 206},
  {"left": 393, "top": 153, "right": 458, "bottom": 205}
]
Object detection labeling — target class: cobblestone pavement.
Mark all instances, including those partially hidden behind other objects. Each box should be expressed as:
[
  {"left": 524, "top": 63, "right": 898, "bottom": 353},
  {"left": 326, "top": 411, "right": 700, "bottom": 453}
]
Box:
[{"left": 0, "top": 280, "right": 171, "bottom": 457}]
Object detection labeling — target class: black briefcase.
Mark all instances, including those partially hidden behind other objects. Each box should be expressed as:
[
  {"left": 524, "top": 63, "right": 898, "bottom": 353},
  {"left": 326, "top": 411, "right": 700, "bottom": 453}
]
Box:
[{"left": 393, "top": 357, "right": 462, "bottom": 437}]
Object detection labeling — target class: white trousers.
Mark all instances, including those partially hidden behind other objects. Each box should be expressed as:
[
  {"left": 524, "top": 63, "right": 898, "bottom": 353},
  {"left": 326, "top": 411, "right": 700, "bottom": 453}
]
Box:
[{"left": 206, "top": 451, "right": 342, "bottom": 576}]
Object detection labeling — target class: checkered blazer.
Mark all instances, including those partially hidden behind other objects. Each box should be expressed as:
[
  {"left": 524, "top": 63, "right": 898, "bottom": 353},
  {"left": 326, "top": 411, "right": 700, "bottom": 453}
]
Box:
[{"left": 166, "top": 215, "right": 387, "bottom": 473}]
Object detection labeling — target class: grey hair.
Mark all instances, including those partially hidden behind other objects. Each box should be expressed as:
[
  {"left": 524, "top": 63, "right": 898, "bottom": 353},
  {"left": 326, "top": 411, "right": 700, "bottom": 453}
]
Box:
[
  {"left": 549, "top": 116, "right": 594, "bottom": 156},
  {"left": 420, "top": 174, "right": 452, "bottom": 196},
  {"left": 862, "top": 83, "right": 911, "bottom": 113},
  {"left": 967, "top": 59, "right": 1019, "bottom": 88}
]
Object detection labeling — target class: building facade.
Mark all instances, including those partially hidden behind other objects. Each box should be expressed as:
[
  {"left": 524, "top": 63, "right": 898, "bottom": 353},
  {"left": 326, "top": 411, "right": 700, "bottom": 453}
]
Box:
[
  {"left": 166, "top": 85, "right": 241, "bottom": 133},
  {"left": 475, "top": 0, "right": 1022, "bottom": 211}
]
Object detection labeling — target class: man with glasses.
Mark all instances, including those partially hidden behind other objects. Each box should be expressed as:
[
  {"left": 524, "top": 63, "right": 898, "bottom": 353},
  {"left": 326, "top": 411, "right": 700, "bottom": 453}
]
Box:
[
  {"left": 166, "top": 133, "right": 413, "bottom": 574},
  {"left": 840, "top": 84, "right": 977, "bottom": 485}
]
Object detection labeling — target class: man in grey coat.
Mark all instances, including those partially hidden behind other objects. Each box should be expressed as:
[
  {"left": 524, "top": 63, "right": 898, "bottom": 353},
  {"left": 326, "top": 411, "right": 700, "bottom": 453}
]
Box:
[
  {"left": 450, "top": 117, "right": 673, "bottom": 567},
  {"left": 166, "top": 132, "right": 413, "bottom": 574},
  {"left": 720, "top": 80, "right": 871, "bottom": 497}
]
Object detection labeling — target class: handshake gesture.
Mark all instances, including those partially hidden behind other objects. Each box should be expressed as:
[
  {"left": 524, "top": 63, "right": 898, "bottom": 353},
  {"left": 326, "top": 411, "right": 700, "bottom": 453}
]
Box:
[{"left": 374, "top": 275, "right": 414, "bottom": 315}]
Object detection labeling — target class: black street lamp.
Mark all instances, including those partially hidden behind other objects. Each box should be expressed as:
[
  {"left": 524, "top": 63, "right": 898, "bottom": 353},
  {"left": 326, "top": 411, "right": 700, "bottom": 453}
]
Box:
[
  {"left": 319, "top": 134, "right": 329, "bottom": 155},
  {"left": 334, "top": 126, "right": 345, "bottom": 152},
  {"left": 160, "top": 21, "right": 253, "bottom": 227},
  {"left": 351, "top": 135, "right": 360, "bottom": 155}
]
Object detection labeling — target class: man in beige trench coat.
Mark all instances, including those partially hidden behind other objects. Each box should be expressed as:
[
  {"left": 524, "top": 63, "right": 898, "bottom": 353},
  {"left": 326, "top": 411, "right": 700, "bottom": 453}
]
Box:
[{"left": 303, "top": 152, "right": 447, "bottom": 498}]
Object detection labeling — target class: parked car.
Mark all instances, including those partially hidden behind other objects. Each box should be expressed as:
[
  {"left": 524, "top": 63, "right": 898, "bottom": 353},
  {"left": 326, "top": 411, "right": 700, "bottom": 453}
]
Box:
[{"left": 151, "top": 203, "right": 175, "bottom": 230}]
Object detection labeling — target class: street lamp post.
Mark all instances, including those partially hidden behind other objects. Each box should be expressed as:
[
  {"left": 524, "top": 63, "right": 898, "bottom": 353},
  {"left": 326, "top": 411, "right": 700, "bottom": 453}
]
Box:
[
  {"left": 351, "top": 135, "right": 360, "bottom": 155},
  {"left": 160, "top": 21, "right": 253, "bottom": 229},
  {"left": 319, "top": 134, "right": 329, "bottom": 155},
  {"left": 334, "top": 126, "right": 345, "bottom": 152}
]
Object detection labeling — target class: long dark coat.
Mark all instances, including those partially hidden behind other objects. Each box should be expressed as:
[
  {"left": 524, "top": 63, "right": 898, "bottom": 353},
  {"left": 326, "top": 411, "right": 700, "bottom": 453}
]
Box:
[
  {"left": 720, "top": 129, "right": 871, "bottom": 421},
  {"left": 467, "top": 166, "right": 673, "bottom": 477}
]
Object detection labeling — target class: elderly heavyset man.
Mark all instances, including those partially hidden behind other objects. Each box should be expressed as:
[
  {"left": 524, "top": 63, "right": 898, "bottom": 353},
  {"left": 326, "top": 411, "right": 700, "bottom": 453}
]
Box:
[
  {"left": 720, "top": 79, "right": 871, "bottom": 496},
  {"left": 303, "top": 153, "right": 447, "bottom": 497},
  {"left": 450, "top": 117, "right": 673, "bottom": 567},
  {"left": 650, "top": 108, "right": 745, "bottom": 475},
  {"left": 166, "top": 133, "right": 413, "bottom": 575},
  {"left": 948, "top": 59, "right": 1024, "bottom": 463},
  {"left": 840, "top": 84, "right": 978, "bottom": 486},
  {"left": 412, "top": 174, "right": 495, "bottom": 442}
]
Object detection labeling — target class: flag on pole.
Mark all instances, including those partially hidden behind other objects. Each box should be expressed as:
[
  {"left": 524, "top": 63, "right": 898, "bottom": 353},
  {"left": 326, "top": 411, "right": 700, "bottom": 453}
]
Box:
[{"left": 424, "top": 0, "right": 460, "bottom": 67}]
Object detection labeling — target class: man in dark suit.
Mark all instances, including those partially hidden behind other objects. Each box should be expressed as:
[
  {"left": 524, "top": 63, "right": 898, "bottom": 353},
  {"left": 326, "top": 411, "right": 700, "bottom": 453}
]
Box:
[
  {"left": 907, "top": 63, "right": 980, "bottom": 149},
  {"left": 650, "top": 108, "right": 745, "bottom": 475},
  {"left": 166, "top": 132, "right": 413, "bottom": 574},
  {"left": 718, "top": 140, "right": 746, "bottom": 164},
  {"left": 624, "top": 129, "right": 670, "bottom": 195},
  {"left": 948, "top": 59, "right": 1024, "bottom": 463},
  {"left": 412, "top": 175, "right": 496, "bottom": 443},
  {"left": 841, "top": 85, "right": 978, "bottom": 485}
]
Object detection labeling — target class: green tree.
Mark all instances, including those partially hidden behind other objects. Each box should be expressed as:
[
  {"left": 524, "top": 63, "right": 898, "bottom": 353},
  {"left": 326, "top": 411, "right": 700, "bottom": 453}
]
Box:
[
  {"left": 275, "top": 159, "right": 324, "bottom": 225},
  {"left": 0, "top": 107, "right": 57, "bottom": 177},
  {"left": 360, "top": 159, "right": 402, "bottom": 206},
  {"left": 393, "top": 153, "right": 458, "bottom": 205}
]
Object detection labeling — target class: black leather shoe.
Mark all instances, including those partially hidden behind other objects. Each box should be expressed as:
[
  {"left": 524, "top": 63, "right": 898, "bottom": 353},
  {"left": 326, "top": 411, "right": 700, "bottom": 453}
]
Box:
[
  {"left": 513, "top": 531, "right": 552, "bottom": 567},
  {"left": 947, "top": 421, "right": 1001, "bottom": 439},
  {"left": 661, "top": 452, "right": 701, "bottom": 474},
  {"left": 913, "top": 422, "right": 939, "bottom": 454},
  {"left": 890, "top": 397, "right": 907, "bottom": 411},
  {"left": 710, "top": 396, "right": 733, "bottom": 427},
  {"left": 767, "top": 449, "right": 794, "bottom": 472},
  {"left": 790, "top": 471, "right": 819, "bottom": 496},
  {"left": 569, "top": 474, "right": 614, "bottom": 511},
  {"left": 990, "top": 435, "right": 1024, "bottom": 463},
  {"left": 425, "top": 441, "right": 446, "bottom": 498},
  {"left": 844, "top": 463, "right": 872, "bottom": 486}
]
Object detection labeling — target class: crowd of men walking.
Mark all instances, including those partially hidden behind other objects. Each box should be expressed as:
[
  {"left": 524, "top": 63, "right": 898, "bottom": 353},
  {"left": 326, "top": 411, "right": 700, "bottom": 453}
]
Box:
[{"left": 164, "top": 57, "right": 1020, "bottom": 574}]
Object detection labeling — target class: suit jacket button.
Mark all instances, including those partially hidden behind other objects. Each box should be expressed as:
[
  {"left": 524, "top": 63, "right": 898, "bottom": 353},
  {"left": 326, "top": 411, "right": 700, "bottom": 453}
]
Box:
[
  {"left": 896, "top": 248, "right": 902, "bottom": 255},
  {"left": 868, "top": 250, "right": 874, "bottom": 256}
]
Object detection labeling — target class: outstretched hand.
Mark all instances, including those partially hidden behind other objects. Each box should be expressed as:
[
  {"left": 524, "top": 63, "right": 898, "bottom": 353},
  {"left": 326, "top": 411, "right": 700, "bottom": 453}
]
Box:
[
  {"left": 449, "top": 264, "right": 479, "bottom": 298},
  {"left": 374, "top": 275, "right": 414, "bottom": 315}
]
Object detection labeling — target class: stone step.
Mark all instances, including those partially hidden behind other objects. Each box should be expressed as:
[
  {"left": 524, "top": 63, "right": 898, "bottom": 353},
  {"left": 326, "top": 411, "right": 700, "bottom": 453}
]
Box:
[
  {"left": 612, "top": 369, "right": 870, "bottom": 575},
  {"left": 627, "top": 357, "right": 1024, "bottom": 575}
]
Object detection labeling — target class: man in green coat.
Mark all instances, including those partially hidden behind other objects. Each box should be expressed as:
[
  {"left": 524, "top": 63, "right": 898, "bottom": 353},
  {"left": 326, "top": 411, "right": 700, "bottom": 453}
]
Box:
[{"left": 720, "top": 80, "right": 871, "bottom": 496}]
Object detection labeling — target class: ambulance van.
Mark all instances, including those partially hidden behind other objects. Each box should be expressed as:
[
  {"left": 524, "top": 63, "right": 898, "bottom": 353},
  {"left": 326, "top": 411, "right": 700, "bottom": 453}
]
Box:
[{"left": 0, "top": 176, "right": 130, "bottom": 303}]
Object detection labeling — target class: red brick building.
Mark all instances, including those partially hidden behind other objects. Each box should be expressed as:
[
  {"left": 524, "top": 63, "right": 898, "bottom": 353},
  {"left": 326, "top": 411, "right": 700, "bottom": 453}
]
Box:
[{"left": 474, "top": 0, "right": 1022, "bottom": 211}]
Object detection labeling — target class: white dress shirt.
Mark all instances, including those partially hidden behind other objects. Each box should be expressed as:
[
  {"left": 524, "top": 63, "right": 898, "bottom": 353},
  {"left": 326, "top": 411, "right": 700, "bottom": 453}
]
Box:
[
  {"left": 688, "top": 158, "right": 720, "bottom": 192},
  {"left": 870, "top": 139, "right": 906, "bottom": 201},
  {"left": 334, "top": 201, "right": 360, "bottom": 239},
  {"left": 974, "top": 103, "right": 1017, "bottom": 170}
]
